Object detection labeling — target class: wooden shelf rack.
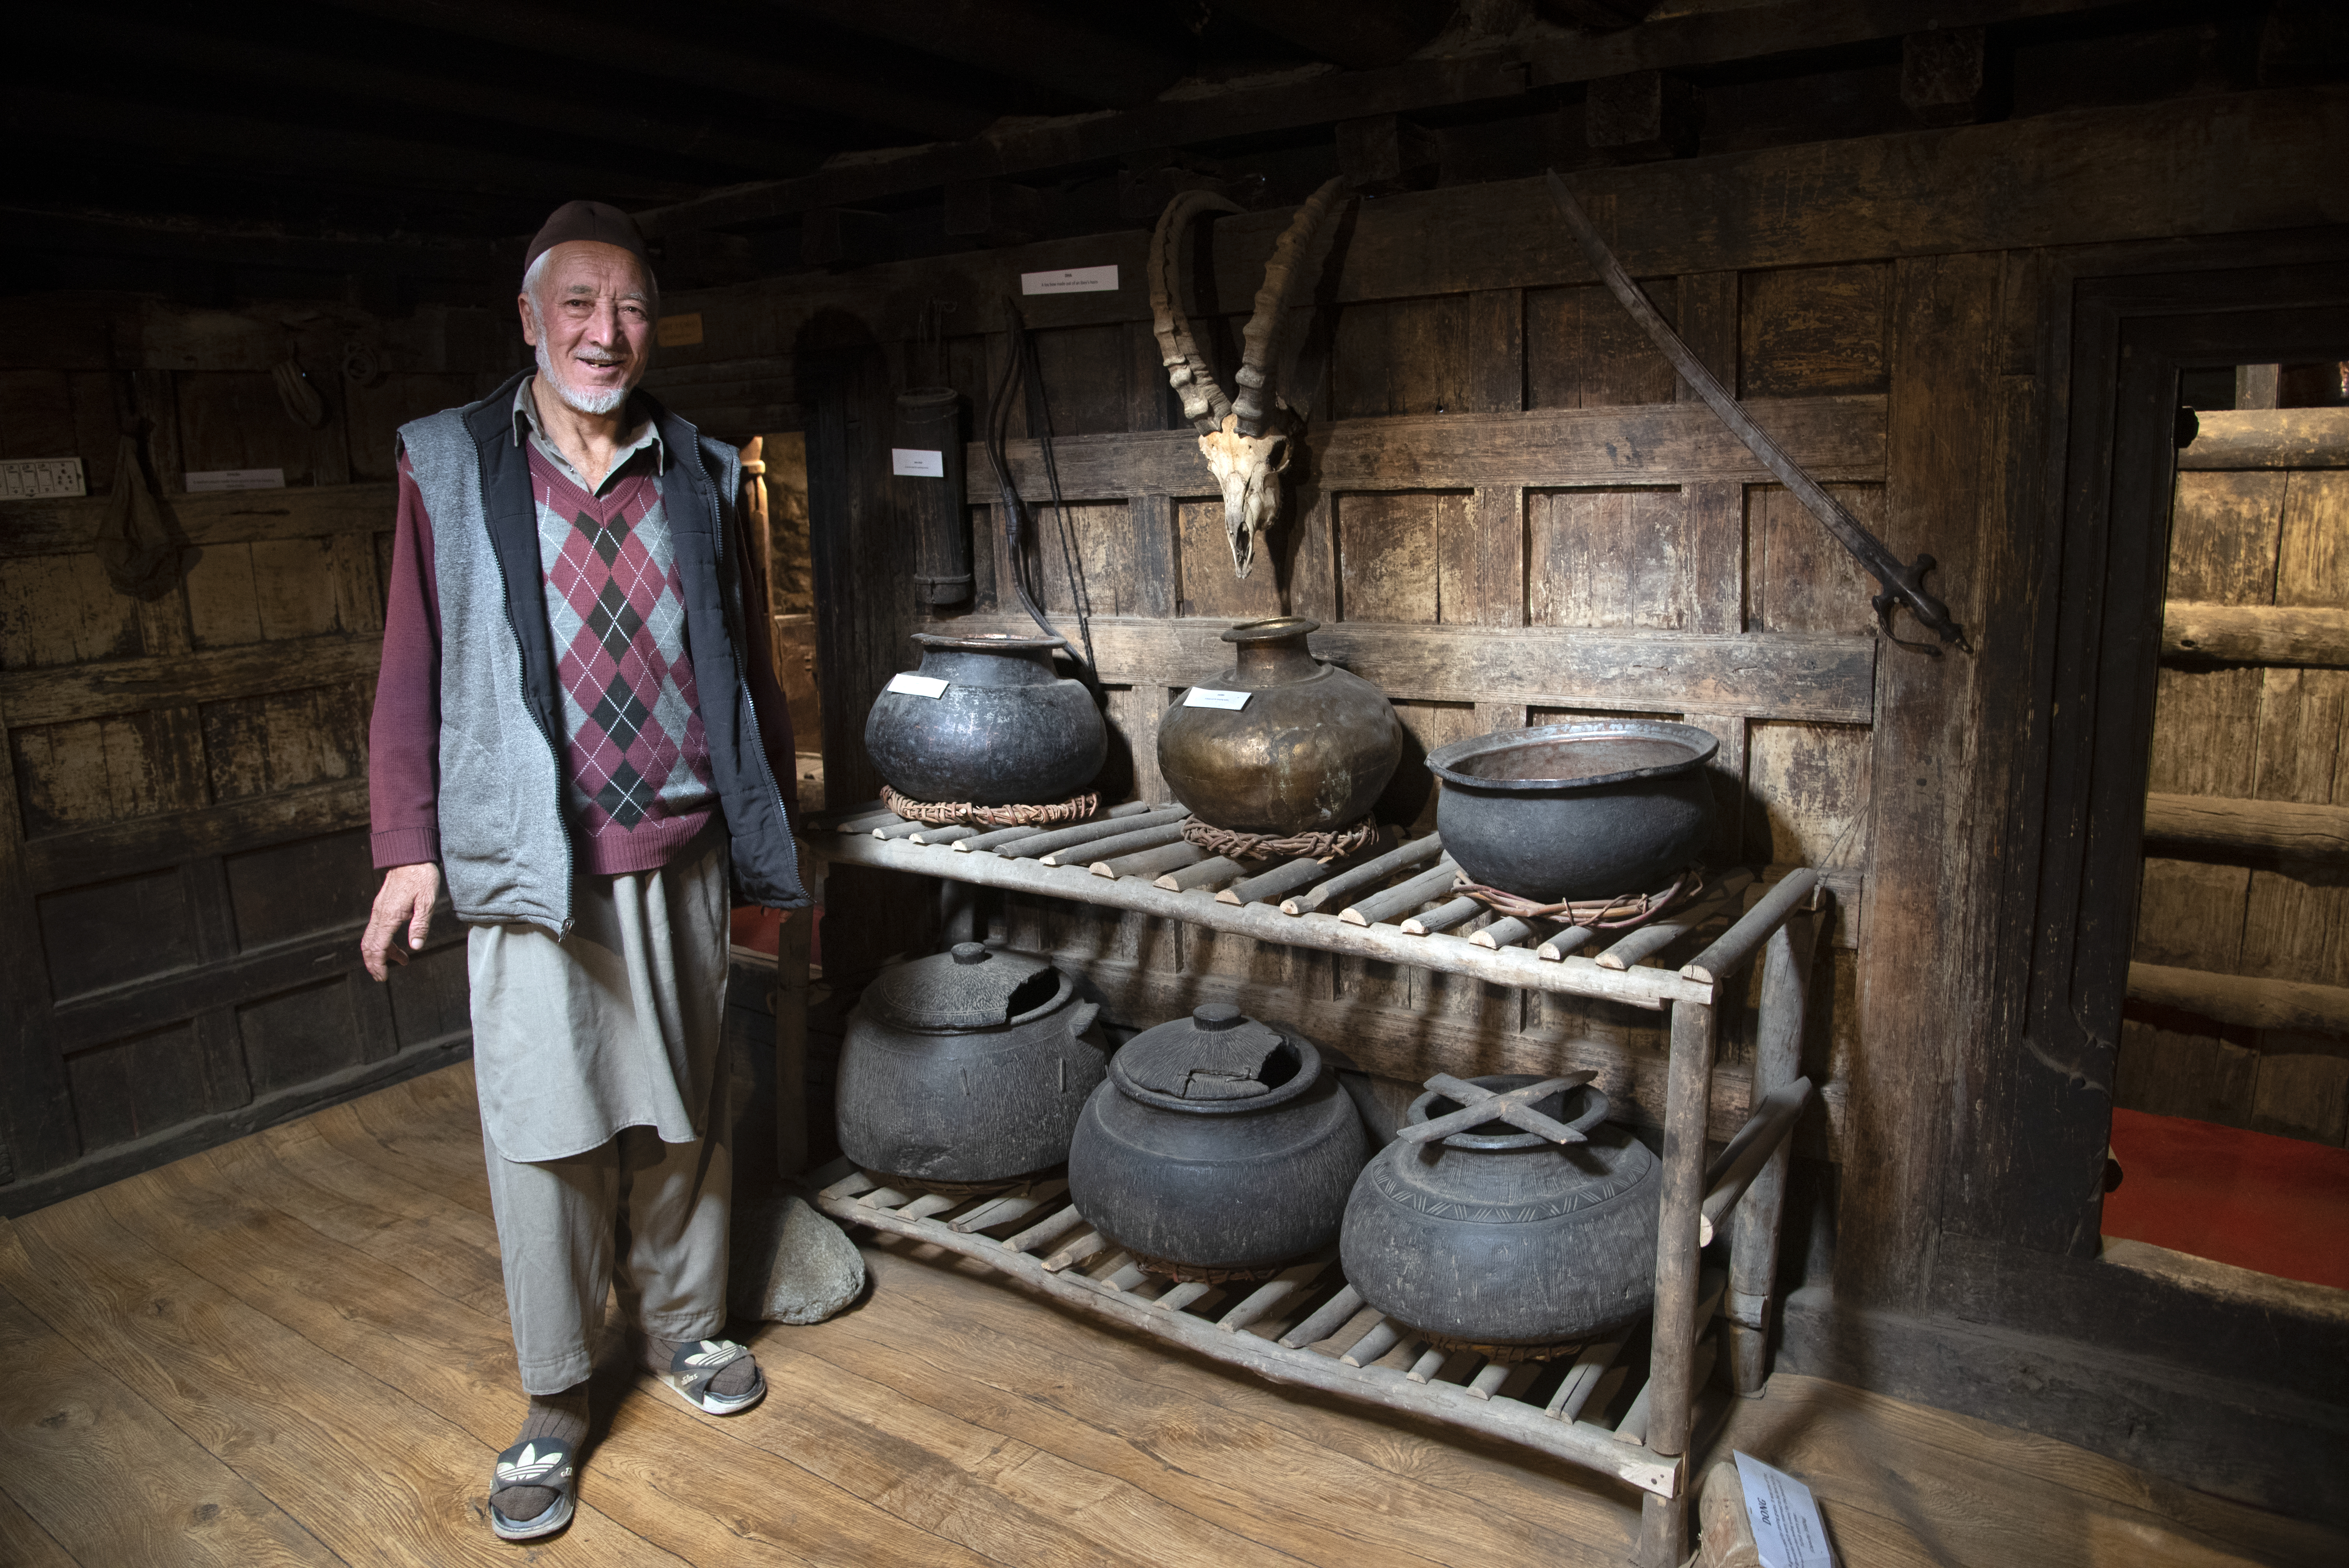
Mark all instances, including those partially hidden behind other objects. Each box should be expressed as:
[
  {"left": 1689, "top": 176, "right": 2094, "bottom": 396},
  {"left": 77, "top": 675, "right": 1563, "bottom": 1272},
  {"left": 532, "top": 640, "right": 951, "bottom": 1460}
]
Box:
[{"left": 797, "top": 800, "right": 1828, "bottom": 1568}]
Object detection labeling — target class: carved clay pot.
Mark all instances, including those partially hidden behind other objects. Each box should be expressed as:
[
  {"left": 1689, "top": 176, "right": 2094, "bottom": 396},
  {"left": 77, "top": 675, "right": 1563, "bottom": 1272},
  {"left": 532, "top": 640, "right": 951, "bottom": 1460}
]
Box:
[
  {"left": 1339, "top": 1074, "right": 1660, "bottom": 1351},
  {"left": 1067, "top": 1003, "right": 1369, "bottom": 1278},
  {"left": 1426, "top": 720, "right": 1717, "bottom": 902},
  {"left": 864, "top": 632, "right": 1106, "bottom": 805},
  {"left": 1156, "top": 617, "right": 1403, "bottom": 834},
  {"left": 836, "top": 942, "right": 1107, "bottom": 1190}
]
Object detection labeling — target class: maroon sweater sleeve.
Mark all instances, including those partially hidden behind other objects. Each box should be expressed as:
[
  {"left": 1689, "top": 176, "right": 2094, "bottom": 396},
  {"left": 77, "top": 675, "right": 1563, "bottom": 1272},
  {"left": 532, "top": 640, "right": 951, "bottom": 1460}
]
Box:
[
  {"left": 369, "top": 452, "right": 443, "bottom": 868},
  {"left": 733, "top": 489, "right": 800, "bottom": 818}
]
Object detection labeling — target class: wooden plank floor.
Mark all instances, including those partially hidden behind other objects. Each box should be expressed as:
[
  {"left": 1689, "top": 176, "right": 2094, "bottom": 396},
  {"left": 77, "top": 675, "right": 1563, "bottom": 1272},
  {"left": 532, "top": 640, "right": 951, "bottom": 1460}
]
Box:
[{"left": 1, "top": 1064, "right": 2339, "bottom": 1568}]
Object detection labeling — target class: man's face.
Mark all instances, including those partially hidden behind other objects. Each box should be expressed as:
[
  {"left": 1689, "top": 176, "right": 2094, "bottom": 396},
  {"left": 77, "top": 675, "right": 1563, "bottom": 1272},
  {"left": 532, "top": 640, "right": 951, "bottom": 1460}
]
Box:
[{"left": 519, "top": 241, "right": 655, "bottom": 415}]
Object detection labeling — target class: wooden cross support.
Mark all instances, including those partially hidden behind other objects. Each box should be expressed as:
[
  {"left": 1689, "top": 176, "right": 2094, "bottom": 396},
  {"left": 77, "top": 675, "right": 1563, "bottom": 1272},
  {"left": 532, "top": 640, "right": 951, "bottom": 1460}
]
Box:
[{"left": 1394, "top": 1071, "right": 1597, "bottom": 1146}]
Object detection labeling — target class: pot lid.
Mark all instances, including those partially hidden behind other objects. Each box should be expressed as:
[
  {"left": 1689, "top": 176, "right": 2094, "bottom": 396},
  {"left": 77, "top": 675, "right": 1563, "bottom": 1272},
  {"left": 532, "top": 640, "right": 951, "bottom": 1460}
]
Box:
[
  {"left": 863, "top": 942, "right": 1069, "bottom": 1032},
  {"left": 1111, "top": 1003, "right": 1319, "bottom": 1107}
]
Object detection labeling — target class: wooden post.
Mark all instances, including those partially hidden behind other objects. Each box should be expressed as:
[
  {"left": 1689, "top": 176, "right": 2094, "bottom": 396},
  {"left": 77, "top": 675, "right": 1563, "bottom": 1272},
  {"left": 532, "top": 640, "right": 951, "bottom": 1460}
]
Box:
[
  {"left": 773, "top": 907, "right": 813, "bottom": 1178},
  {"left": 1728, "top": 907, "right": 1818, "bottom": 1394},
  {"left": 1641, "top": 997, "right": 1716, "bottom": 1565}
]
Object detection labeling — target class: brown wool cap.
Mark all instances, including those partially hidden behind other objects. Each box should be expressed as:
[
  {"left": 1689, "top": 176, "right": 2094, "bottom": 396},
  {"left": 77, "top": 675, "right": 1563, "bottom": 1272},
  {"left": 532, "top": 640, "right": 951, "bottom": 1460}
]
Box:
[{"left": 523, "top": 200, "right": 654, "bottom": 284}]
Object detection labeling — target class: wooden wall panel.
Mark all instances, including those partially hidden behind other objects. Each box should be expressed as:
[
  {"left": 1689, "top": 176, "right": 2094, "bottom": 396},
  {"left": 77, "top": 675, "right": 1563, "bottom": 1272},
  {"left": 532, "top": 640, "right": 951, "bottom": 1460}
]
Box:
[
  {"left": 1748, "top": 482, "right": 1884, "bottom": 634},
  {"left": 1334, "top": 491, "right": 1474, "bottom": 623},
  {"left": 201, "top": 682, "right": 371, "bottom": 804},
  {"left": 11, "top": 711, "right": 209, "bottom": 836},
  {"left": 1524, "top": 280, "right": 1676, "bottom": 408},
  {"left": 1331, "top": 292, "right": 1522, "bottom": 419},
  {"left": 1030, "top": 501, "right": 1139, "bottom": 618},
  {"left": 1372, "top": 698, "right": 1476, "bottom": 835},
  {"left": 0, "top": 554, "right": 144, "bottom": 670},
  {"left": 1739, "top": 264, "right": 1892, "bottom": 398},
  {"left": 236, "top": 979, "right": 367, "bottom": 1095},
  {"left": 344, "top": 372, "right": 485, "bottom": 481},
  {"left": 1744, "top": 722, "right": 1872, "bottom": 871},
  {"left": 61, "top": 1023, "right": 215, "bottom": 1151},
  {"left": 176, "top": 372, "right": 346, "bottom": 486},
  {"left": 35, "top": 871, "right": 198, "bottom": 1002},
  {"left": 1032, "top": 324, "right": 1134, "bottom": 438},
  {"left": 223, "top": 829, "right": 376, "bottom": 951},
  {"left": 1529, "top": 486, "right": 1704, "bottom": 630}
]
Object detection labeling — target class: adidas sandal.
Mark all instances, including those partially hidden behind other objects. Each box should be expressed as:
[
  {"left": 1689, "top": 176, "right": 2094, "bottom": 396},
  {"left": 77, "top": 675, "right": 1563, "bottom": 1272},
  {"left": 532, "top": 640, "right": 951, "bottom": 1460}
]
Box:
[
  {"left": 654, "top": 1337, "right": 766, "bottom": 1416},
  {"left": 487, "top": 1438, "right": 576, "bottom": 1542}
]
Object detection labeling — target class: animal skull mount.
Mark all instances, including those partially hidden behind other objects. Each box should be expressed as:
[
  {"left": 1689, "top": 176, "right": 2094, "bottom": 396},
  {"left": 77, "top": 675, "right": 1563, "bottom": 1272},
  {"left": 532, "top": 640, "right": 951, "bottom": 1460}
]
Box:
[
  {"left": 1199, "top": 415, "right": 1292, "bottom": 577},
  {"left": 1149, "top": 177, "right": 1347, "bottom": 580}
]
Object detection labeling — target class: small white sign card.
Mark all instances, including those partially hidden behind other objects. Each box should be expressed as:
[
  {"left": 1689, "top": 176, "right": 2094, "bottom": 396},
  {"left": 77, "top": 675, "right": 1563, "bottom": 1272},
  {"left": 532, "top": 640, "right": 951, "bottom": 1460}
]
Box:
[
  {"left": 1182, "top": 687, "right": 1251, "bottom": 711},
  {"left": 186, "top": 468, "right": 286, "bottom": 493},
  {"left": 886, "top": 672, "right": 950, "bottom": 698},
  {"left": 1734, "top": 1452, "right": 1837, "bottom": 1568},
  {"left": 891, "top": 448, "right": 945, "bottom": 478},
  {"left": 1021, "top": 264, "right": 1119, "bottom": 296},
  {"left": 0, "top": 457, "right": 86, "bottom": 499}
]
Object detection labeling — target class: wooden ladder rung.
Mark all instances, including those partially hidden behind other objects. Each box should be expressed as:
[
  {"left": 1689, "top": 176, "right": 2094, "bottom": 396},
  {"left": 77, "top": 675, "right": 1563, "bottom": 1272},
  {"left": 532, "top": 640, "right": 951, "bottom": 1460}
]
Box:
[
  {"left": 1043, "top": 1228, "right": 1109, "bottom": 1273},
  {"left": 1278, "top": 1285, "right": 1365, "bottom": 1349},
  {"left": 948, "top": 1179, "right": 1068, "bottom": 1233},
  {"left": 1001, "top": 1202, "right": 1090, "bottom": 1254}
]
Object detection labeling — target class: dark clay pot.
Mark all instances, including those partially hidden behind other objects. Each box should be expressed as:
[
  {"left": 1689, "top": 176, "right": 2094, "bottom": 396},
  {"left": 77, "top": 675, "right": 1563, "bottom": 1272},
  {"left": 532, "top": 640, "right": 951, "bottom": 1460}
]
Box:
[
  {"left": 1068, "top": 1004, "right": 1369, "bottom": 1278},
  {"left": 1340, "top": 1075, "right": 1661, "bottom": 1350},
  {"left": 1426, "top": 720, "right": 1717, "bottom": 903},
  {"left": 1156, "top": 617, "right": 1403, "bottom": 834},
  {"left": 864, "top": 633, "right": 1106, "bottom": 806},
  {"left": 836, "top": 942, "right": 1107, "bottom": 1189}
]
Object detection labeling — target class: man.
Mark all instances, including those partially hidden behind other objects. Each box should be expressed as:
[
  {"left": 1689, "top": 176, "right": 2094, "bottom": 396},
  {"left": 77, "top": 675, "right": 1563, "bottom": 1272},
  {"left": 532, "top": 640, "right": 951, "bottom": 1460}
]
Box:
[{"left": 360, "top": 200, "right": 807, "bottom": 1542}]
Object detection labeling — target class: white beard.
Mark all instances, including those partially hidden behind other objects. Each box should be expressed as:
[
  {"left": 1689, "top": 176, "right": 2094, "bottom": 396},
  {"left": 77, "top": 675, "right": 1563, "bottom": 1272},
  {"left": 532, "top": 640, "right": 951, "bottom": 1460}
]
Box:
[{"left": 535, "top": 339, "right": 633, "bottom": 415}]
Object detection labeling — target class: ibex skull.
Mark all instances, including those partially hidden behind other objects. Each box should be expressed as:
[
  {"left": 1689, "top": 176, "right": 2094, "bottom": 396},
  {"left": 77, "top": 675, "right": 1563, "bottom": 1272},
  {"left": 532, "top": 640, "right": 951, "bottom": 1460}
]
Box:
[{"left": 1148, "top": 178, "right": 1347, "bottom": 579}]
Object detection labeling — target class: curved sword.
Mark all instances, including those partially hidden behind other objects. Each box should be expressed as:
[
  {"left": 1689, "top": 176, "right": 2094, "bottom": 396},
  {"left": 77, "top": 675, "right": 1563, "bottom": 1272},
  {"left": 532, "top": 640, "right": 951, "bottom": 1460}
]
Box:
[{"left": 1543, "top": 169, "right": 1970, "bottom": 656}]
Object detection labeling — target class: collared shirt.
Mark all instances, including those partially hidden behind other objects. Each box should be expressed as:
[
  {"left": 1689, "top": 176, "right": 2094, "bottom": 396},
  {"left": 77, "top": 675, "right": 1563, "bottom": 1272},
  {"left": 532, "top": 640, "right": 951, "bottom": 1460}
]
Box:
[{"left": 511, "top": 375, "right": 667, "bottom": 494}]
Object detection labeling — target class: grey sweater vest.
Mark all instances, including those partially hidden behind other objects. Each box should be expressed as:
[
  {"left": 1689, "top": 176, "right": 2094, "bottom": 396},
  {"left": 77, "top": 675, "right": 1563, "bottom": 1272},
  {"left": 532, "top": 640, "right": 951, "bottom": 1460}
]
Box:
[{"left": 399, "top": 372, "right": 807, "bottom": 936}]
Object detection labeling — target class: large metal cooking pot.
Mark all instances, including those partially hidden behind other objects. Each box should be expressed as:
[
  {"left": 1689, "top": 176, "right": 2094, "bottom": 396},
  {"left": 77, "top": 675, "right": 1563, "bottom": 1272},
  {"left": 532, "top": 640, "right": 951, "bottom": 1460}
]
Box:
[
  {"left": 1339, "top": 1074, "right": 1660, "bottom": 1351},
  {"left": 836, "top": 942, "right": 1107, "bottom": 1190},
  {"left": 1068, "top": 1003, "right": 1369, "bottom": 1279},
  {"left": 1426, "top": 720, "right": 1717, "bottom": 903},
  {"left": 864, "top": 632, "right": 1106, "bottom": 805},
  {"left": 1156, "top": 617, "right": 1403, "bottom": 834}
]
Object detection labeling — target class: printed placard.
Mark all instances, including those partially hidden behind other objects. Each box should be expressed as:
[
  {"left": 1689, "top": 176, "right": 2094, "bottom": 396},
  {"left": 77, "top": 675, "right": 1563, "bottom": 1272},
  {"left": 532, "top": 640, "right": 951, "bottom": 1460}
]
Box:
[
  {"left": 185, "top": 468, "right": 286, "bottom": 493},
  {"left": 1734, "top": 1452, "right": 1836, "bottom": 1568},
  {"left": 0, "top": 457, "right": 85, "bottom": 499},
  {"left": 891, "top": 448, "right": 946, "bottom": 478},
  {"left": 1020, "top": 264, "right": 1118, "bottom": 296},
  {"left": 886, "top": 672, "right": 950, "bottom": 698},
  {"left": 1182, "top": 687, "right": 1251, "bottom": 711}
]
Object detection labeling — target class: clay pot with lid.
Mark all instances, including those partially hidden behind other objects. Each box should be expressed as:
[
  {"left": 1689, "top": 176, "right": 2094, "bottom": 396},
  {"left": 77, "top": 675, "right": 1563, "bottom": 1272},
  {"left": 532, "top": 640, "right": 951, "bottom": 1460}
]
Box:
[
  {"left": 1156, "top": 617, "right": 1403, "bottom": 834},
  {"left": 1339, "top": 1074, "right": 1661, "bottom": 1352},
  {"left": 835, "top": 942, "right": 1108, "bottom": 1190},
  {"left": 1067, "top": 1003, "right": 1369, "bottom": 1278},
  {"left": 864, "top": 632, "right": 1106, "bottom": 805}
]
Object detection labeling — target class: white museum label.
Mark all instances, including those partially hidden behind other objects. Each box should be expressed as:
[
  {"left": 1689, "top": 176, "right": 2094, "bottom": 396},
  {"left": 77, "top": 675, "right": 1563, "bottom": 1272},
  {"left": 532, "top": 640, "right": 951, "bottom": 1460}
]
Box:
[
  {"left": 886, "top": 672, "right": 950, "bottom": 698},
  {"left": 185, "top": 468, "right": 286, "bottom": 493},
  {"left": 891, "top": 447, "right": 946, "bottom": 477},
  {"left": 1734, "top": 1452, "right": 1837, "bottom": 1568},
  {"left": 0, "top": 457, "right": 85, "bottom": 499},
  {"left": 1021, "top": 264, "right": 1119, "bottom": 295},
  {"left": 1182, "top": 687, "right": 1252, "bottom": 710}
]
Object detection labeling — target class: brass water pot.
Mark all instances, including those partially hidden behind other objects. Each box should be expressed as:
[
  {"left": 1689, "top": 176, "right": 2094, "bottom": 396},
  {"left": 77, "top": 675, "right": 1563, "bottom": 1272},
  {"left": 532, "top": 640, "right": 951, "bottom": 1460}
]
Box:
[{"left": 1156, "top": 617, "right": 1403, "bottom": 835}]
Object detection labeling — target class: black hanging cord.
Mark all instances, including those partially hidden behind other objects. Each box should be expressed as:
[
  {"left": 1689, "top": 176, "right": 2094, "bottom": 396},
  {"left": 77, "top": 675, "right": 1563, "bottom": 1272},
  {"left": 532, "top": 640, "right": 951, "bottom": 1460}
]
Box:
[{"left": 984, "top": 296, "right": 1100, "bottom": 688}]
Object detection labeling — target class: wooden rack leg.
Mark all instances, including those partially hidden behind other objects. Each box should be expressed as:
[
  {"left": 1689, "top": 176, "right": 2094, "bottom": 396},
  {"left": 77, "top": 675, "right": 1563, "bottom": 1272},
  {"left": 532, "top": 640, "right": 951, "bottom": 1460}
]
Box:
[
  {"left": 1726, "top": 907, "right": 1819, "bottom": 1395},
  {"left": 1642, "top": 998, "right": 1716, "bottom": 1568},
  {"left": 774, "top": 904, "right": 814, "bottom": 1178},
  {"left": 939, "top": 878, "right": 980, "bottom": 947}
]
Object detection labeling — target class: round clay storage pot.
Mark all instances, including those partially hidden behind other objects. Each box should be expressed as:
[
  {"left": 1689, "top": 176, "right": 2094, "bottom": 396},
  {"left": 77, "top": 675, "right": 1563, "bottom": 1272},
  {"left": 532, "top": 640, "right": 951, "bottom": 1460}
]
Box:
[
  {"left": 1339, "top": 1075, "right": 1661, "bottom": 1352},
  {"left": 1156, "top": 617, "right": 1403, "bottom": 834},
  {"left": 864, "top": 632, "right": 1106, "bottom": 806},
  {"left": 1426, "top": 720, "right": 1718, "bottom": 903},
  {"left": 836, "top": 942, "right": 1108, "bottom": 1191},
  {"left": 1067, "top": 1003, "right": 1369, "bottom": 1279}
]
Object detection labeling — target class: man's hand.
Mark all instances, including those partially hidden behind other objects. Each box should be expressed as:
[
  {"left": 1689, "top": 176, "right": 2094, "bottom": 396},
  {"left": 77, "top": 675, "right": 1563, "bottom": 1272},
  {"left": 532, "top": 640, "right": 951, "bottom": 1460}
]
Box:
[{"left": 363, "top": 863, "right": 443, "bottom": 980}]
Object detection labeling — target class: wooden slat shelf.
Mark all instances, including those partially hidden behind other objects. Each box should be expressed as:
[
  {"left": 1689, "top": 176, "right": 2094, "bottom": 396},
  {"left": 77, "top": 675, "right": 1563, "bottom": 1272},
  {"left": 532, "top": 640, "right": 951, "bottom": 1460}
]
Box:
[
  {"left": 795, "top": 797, "right": 1832, "bottom": 1566},
  {"left": 806, "top": 1159, "right": 1709, "bottom": 1499}
]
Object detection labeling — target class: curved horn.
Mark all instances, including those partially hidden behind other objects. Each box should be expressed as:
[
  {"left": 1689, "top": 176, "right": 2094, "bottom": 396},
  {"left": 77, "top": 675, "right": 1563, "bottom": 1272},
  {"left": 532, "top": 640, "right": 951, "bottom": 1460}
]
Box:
[
  {"left": 1149, "top": 189, "right": 1242, "bottom": 433},
  {"left": 1230, "top": 176, "right": 1349, "bottom": 437}
]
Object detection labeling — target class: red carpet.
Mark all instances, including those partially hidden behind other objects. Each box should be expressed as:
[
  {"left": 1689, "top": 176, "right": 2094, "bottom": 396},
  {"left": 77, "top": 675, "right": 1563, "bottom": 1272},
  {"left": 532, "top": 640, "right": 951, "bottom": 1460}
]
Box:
[{"left": 2103, "top": 1108, "right": 2349, "bottom": 1290}]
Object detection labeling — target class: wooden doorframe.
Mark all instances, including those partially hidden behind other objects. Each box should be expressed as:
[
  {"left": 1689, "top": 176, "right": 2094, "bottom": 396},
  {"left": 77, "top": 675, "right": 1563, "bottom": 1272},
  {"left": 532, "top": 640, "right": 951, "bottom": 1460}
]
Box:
[{"left": 1962, "top": 235, "right": 2349, "bottom": 1258}]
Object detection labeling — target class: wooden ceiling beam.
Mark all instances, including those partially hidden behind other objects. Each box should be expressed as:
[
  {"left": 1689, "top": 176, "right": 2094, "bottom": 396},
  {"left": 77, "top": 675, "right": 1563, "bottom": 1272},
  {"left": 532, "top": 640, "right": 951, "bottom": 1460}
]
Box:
[
  {"left": 767, "top": 1, "right": 1188, "bottom": 108},
  {"left": 322, "top": 0, "right": 994, "bottom": 142},
  {"left": 631, "top": 0, "right": 2143, "bottom": 239},
  {"left": 7, "top": 88, "right": 699, "bottom": 203},
  {"left": 1216, "top": 0, "right": 1457, "bottom": 70},
  {"left": 26, "top": 13, "right": 818, "bottom": 176}
]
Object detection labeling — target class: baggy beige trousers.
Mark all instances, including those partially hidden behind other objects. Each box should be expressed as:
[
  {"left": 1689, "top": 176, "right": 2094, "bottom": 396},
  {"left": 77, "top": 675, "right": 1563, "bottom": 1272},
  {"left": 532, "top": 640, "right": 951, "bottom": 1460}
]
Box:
[{"left": 470, "top": 837, "right": 733, "bottom": 1395}]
